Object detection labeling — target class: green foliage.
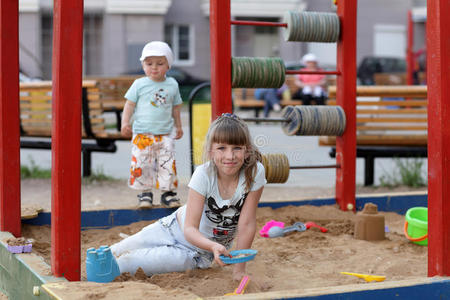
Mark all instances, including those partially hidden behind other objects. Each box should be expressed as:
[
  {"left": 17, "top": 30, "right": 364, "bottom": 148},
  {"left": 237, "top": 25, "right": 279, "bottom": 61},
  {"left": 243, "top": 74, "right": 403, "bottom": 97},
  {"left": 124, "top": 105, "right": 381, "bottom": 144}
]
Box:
[
  {"left": 379, "top": 158, "right": 427, "bottom": 188},
  {"left": 21, "top": 159, "right": 51, "bottom": 179},
  {"left": 82, "top": 166, "right": 117, "bottom": 184},
  {"left": 21, "top": 158, "right": 117, "bottom": 182}
]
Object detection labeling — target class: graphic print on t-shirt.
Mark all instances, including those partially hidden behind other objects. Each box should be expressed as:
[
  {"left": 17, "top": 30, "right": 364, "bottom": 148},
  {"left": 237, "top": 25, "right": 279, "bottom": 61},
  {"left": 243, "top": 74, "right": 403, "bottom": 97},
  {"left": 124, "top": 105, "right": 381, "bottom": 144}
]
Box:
[
  {"left": 205, "top": 192, "right": 248, "bottom": 246},
  {"left": 151, "top": 88, "right": 168, "bottom": 107}
]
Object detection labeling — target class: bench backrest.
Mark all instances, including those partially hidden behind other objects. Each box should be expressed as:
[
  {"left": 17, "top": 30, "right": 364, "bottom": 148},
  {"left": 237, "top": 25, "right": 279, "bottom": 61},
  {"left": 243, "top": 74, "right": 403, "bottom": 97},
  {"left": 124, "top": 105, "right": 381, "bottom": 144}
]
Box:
[
  {"left": 19, "top": 80, "right": 104, "bottom": 138},
  {"left": 320, "top": 85, "right": 428, "bottom": 146},
  {"left": 87, "top": 76, "right": 138, "bottom": 112}
]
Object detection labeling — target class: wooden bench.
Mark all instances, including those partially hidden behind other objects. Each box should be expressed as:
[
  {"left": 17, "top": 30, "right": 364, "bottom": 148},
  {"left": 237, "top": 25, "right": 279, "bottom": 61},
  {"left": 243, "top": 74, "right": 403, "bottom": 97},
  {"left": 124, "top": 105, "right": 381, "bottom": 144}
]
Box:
[
  {"left": 19, "top": 80, "right": 128, "bottom": 176},
  {"left": 232, "top": 76, "right": 303, "bottom": 117},
  {"left": 319, "top": 85, "right": 428, "bottom": 186},
  {"left": 85, "top": 76, "right": 139, "bottom": 130}
]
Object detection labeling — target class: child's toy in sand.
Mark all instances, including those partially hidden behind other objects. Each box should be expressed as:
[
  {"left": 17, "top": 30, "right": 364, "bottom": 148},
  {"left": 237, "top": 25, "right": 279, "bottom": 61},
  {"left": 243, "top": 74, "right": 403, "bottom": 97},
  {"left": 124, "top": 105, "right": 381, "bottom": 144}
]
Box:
[
  {"left": 220, "top": 249, "right": 258, "bottom": 264},
  {"left": 259, "top": 220, "right": 285, "bottom": 237},
  {"left": 224, "top": 275, "right": 250, "bottom": 295},
  {"left": 404, "top": 206, "right": 428, "bottom": 246},
  {"left": 340, "top": 272, "right": 386, "bottom": 282},
  {"left": 305, "top": 221, "right": 328, "bottom": 233},
  {"left": 354, "top": 203, "right": 385, "bottom": 241},
  {"left": 267, "top": 222, "right": 307, "bottom": 238},
  {"left": 86, "top": 246, "right": 120, "bottom": 283},
  {"left": 6, "top": 237, "right": 33, "bottom": 254}
]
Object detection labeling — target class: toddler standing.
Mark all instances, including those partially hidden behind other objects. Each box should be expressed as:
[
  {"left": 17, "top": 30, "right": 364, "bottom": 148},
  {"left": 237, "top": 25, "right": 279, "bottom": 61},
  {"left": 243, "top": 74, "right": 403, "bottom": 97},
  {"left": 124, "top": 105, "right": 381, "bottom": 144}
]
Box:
[{"left": 121, "top": 41, "right": 183, "bottom": 208}]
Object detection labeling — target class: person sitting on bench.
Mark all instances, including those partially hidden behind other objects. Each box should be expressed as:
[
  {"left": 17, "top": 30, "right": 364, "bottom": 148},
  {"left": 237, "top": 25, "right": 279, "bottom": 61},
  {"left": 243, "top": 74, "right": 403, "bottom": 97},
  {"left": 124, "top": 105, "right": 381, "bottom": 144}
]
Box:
[{"left": 292, "top": 53, "right": 327, "bottom": 105}]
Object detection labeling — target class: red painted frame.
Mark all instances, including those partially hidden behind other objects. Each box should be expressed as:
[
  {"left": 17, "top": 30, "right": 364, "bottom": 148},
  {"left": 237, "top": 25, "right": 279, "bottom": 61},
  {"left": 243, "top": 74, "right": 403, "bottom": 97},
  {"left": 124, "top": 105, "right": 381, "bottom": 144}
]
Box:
[
  {"left": 51, "top": 0, "right": 84, "bottom": 281},
  {"left": 426, "top": 0, "right": 450, "bottom": 276},
  {"left": 210, "top": 1, "right": 357, "bottom": 211},
  {"left": 406, "top": 10, "right": 414, "bottom": 85},
  {"left": 209, "top": 0, "right": 232, "bottom": 120},
  {"left": 0, "top": 0, "right": 21, "bottom": 237},
  {"left": 335, "top": 0, "right": 357, "bottom": 211}
]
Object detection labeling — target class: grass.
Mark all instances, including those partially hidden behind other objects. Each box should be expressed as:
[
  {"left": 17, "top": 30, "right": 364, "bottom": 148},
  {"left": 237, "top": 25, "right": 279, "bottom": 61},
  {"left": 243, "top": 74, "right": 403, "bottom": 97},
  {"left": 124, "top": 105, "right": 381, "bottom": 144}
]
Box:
[
  {"left": 379, "top": 158, "right": 427, "bottom": 188},
  {"left": 21, "top": 159, "right": 117, "bottom": 183},
  {"left": 21, "top": 159, "right": 51, "bottom": 179}
]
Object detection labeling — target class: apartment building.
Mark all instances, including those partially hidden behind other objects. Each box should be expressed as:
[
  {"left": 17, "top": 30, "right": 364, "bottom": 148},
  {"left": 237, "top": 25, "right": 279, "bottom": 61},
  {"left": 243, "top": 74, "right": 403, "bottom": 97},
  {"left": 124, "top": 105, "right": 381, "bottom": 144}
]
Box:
[{"left": 18, "top": 0, "right": 424, "bottom": 81}]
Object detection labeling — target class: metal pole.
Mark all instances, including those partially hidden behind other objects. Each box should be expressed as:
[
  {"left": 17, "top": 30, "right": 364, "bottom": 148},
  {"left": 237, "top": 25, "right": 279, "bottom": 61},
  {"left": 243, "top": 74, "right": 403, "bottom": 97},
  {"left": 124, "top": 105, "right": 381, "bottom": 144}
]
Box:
[
  {"left": 406, "top": 10, "right": 414, "bottom": 85},
  {"left": 286, "top": 70, "right": 341, "bottom": 75},
  {"left": 426, "top": 0, "right": 450, "bottom": 276},
  {"left": 51, "top": 0, "right": 83, "bottom": 281},
  {"left": 335, "top": 0, "right": 357, "bottom": 211},
  {"left": 231, "top": 20, "right": 287, "bottom": 27},
  {"left": 0, "top": 0, "right": 21, "bottom": 237},
  {"left": 210, "top": 0, "right": 232, "bottom": 120}
]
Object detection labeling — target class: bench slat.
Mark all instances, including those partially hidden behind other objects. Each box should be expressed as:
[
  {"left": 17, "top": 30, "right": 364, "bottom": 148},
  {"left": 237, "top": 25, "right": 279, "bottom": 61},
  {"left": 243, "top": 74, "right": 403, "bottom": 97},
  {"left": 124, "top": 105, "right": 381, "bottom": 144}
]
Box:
[
  {"left": 356, "top": 108, "right": 427, "bottom": 114},
  {"left": 357, "top": 117, "right": 427, "bottom": 123},
  {"left": 328, "top": 85, "right": 427, "bottom": 98},
  {"left": 327, "top": 100, "right": 427, "bottom": 106},
  {"left": 319, "top": 135, "right": 428, "bottom": 146},
  {"left": 357, "top": 125, "right": 427, "bottom": 131}
]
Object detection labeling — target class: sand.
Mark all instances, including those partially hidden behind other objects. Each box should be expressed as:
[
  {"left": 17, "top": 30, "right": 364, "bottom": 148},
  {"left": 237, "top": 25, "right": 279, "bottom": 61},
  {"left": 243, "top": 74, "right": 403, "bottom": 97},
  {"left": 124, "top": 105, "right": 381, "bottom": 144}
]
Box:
[{"left": 21, "top": 204, "right": 428, "bottom": 299}]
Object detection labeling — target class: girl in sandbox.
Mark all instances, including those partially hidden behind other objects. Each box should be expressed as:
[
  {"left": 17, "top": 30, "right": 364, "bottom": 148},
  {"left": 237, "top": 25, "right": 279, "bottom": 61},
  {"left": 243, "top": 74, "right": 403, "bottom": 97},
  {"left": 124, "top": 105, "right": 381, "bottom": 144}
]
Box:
[{"left": 110, "top": 113, "right": 266, "bottom": 280}]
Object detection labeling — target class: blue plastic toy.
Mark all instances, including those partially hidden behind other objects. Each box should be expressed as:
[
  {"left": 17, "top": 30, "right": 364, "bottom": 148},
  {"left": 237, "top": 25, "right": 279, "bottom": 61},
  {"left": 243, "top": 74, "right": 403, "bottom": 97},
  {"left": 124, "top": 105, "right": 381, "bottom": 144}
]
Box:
[
  {"left": 220, "top": 249, "right": 258, "bottom": 264},
  {"left": 86, "top": 245, "right": 120, "bottom": 283}
]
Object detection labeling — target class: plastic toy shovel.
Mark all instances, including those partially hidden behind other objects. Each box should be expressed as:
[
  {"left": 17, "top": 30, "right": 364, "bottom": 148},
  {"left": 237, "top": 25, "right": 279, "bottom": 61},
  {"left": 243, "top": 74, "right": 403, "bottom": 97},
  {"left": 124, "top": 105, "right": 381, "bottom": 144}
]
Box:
[
  {"left": 267, "top": 222, "right": 307, "bottom": 238},
  {"left": 224, "top": 275, "right": 250, "bottom": 296},
  {"left": 340, "top": 272, "right": 386, "bottom": 282}
]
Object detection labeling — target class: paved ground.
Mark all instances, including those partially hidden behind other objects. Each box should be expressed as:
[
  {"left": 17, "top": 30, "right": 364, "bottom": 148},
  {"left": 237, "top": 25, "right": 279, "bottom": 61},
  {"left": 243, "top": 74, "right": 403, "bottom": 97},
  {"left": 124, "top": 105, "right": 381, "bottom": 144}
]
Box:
[
  {"left": 21, "top": 177, "right": 427, "bottom": 212},
  {"left": 19, "top": 106, "right": 428, "bottom": 212}
]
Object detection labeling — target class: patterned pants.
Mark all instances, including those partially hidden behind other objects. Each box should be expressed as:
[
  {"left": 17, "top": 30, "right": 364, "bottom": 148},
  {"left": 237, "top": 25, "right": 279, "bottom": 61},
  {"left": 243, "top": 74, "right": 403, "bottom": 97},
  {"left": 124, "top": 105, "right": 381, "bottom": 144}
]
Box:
[{"left": 128, "top": 133, "right": 178, "bottom": 191}]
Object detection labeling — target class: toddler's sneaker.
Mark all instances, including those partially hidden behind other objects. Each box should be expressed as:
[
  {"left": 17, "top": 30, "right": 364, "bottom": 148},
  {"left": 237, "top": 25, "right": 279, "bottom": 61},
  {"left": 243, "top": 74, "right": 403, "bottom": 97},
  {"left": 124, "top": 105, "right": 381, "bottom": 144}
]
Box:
[
  {"left": 138, "top": 192, "right": 153, "bottom": 209},
  {"left": 273, "top": 103, "right": 281, "bottom": 112},
  {"left": 161, "top": 191, "right": 181, "bottom": 208}
]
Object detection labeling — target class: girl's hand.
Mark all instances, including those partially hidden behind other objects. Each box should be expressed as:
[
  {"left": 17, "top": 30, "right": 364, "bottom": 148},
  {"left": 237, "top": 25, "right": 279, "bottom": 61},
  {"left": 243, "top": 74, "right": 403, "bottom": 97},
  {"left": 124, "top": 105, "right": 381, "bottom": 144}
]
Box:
[
  {"left": 121, "top": 124, "right": 132, "bottom": 137},
  {"left": 211, "top": 243, "right": 230, "bottom": 267}
]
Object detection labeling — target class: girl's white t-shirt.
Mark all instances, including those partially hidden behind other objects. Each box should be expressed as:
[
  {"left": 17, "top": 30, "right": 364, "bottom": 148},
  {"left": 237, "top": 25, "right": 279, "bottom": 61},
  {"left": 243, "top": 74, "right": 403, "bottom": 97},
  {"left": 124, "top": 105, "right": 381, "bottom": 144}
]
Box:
[{"left": 178, "top": 161, "right": 266, "bottom": 248}]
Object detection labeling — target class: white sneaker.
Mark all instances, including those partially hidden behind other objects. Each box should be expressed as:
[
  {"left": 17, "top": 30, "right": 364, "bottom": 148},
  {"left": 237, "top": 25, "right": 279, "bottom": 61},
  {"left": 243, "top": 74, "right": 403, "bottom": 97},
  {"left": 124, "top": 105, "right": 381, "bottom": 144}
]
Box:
[
  {"left": 138, "top": 192, "right": 153, "bottom": 209},
  {"left": 273, "top": 103, "right": 281, "bottom": 112}
]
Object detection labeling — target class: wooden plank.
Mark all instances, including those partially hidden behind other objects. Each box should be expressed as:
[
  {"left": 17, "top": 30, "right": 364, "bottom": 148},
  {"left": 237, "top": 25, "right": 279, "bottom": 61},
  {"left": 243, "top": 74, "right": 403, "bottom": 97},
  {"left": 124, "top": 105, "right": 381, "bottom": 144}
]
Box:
[
  {"left": 327, "top": 100, "right": 427, "bottom": 106},
  {"left": 357, "top": 108, "right": 427, "bottom": 114},
  {"left": 20, "top": 103, "right": 52, "bottom": 109},
  {"left": 357, "top": 125, "right": 427, "bottom": 131},
  {"left": 319, "top": 135, "right": 428, "bottom": 146},
  {"left": 328, "top": 85, "right": 427, "bottom": 98},
  {"left": 357, "top": 117, "right": 427, "bottom": 123}
]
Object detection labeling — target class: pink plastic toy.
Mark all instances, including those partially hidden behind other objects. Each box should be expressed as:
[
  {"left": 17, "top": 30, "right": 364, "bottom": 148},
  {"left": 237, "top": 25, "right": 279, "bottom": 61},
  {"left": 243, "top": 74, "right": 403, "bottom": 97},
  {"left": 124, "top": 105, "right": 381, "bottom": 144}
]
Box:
[
  {"left": 259, "top": 220, "right": 285, "bottom": 238},
  {"left": 225, "top": 276, "right": 250, "bottom": 295}
]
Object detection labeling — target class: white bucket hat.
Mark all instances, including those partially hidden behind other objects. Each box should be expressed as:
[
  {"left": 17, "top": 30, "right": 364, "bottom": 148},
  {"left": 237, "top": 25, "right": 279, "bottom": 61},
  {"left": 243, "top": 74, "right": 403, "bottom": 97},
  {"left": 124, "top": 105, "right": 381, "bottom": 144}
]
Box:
[
  {"left": 139, "top": 41, "right": 174, "bottom": 68},
  {"left": 302, "top": 53, "right": 318, "bottom": 64}
]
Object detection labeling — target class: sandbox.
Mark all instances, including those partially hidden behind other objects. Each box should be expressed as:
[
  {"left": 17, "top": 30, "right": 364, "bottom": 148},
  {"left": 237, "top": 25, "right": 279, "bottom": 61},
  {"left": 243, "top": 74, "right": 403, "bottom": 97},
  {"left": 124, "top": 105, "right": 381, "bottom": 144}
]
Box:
[{"left": 1, "top": 193, "right": 449, "bottom": 299}]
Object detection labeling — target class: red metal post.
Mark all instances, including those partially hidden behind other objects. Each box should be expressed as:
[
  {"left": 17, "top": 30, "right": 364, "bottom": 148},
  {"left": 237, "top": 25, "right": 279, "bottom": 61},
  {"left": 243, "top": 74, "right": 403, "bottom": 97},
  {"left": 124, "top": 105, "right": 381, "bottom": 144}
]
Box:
[
  {"left": 406, "top": 10, "right": 414, "bottom": 85},
  {"left": 426, "top": 0, "right": 450, "bottom": 276},
  {"left": 335, "top": 0, "right": 357, "bottom": 211},
  {"left": 51, "top": 0, "right": 83, "bottom": 281},
  {"left": 286, "top": 70, "right": 341, "bottom": 75},
  {"left": 209, "top": 0, "right": 232, "bottom": 120},
  {"left": 231, "top": 20, "right": 287, "bottom": 27},
  {"left": 0, "top": 0, "right": 21, "bottom": 237}
]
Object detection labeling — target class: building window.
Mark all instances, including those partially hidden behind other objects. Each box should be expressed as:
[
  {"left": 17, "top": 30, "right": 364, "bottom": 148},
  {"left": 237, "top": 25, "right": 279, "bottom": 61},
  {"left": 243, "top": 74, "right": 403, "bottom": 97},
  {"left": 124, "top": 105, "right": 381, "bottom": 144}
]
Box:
[
  {"left": 41, "top": 14, "right": 103, "bottom": 79},
  {"left": 165, "top": 24, "right": 194, "bottom": 66}
]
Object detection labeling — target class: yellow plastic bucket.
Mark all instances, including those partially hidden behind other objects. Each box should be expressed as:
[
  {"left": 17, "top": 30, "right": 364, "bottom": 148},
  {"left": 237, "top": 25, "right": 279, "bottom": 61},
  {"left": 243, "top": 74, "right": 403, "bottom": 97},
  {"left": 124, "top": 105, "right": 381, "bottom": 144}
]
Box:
[{"left": 404, "top": 207, "right": 428, "bottom": 246}]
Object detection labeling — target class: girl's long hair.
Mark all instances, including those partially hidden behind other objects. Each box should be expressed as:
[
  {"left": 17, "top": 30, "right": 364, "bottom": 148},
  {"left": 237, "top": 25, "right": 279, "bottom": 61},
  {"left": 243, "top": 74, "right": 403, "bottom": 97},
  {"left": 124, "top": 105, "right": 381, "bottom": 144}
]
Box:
[{"left": 203, "top": 114, "right": 262, "bottom": 191}]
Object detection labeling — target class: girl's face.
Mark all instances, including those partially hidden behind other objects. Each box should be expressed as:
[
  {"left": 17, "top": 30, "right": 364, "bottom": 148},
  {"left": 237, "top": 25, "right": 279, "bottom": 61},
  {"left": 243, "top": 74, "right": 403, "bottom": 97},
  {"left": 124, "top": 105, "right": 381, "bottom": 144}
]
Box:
[
  {"left": 142, "top": 56, "right": 169, "bottom": 82},
  {"left": 210, "top": 143, "right": 247, "bottom": 177}
]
